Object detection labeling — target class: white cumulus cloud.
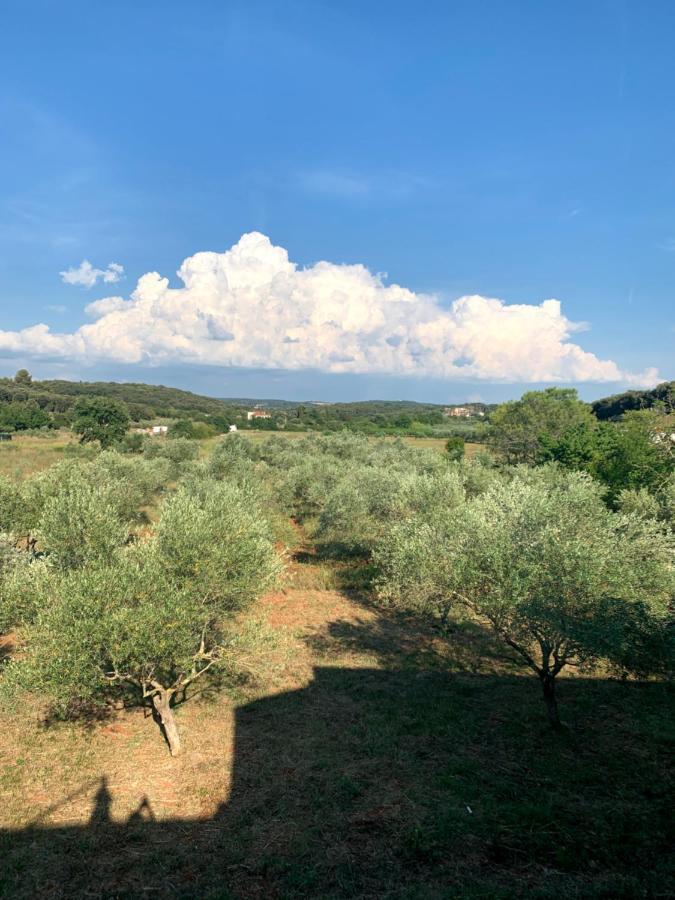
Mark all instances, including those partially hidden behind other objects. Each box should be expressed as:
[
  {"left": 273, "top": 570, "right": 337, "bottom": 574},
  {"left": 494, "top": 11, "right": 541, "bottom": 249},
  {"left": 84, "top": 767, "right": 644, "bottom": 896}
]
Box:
[
  {"left": 1, "top": 232, "right": 659, "bottom": 386},
  {"left": 60, "top": 259, "right": 124, "bottom": 288}
]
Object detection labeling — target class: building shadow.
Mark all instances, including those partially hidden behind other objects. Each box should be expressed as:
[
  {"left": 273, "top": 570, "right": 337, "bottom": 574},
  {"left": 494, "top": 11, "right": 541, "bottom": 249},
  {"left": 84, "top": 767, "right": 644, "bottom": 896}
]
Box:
[{"left": 0, "top": 664, "right": 672, "bottom": 898}]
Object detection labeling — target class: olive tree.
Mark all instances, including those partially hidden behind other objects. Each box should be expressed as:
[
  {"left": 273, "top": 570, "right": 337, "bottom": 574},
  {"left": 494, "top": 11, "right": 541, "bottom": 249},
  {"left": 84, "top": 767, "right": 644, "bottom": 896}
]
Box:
[
  {"left": 0, "top": 475, "right": 23, "bottom": 540},
  {"left": 375, "top": 518, "right": 455, "bottom": 624},
  {"left": 454, "top": 472, "right": 672, "bottom": 724},
  {"left": 2, "top": 479, "right": 280, "bottom": 755},
  {"left": 37, "top": 478, "right": 129, "bottom": 570},
  {"left": 318, "top": 465, "right": 466, "bottom": 554},
  {"left": 376, "top": 468, "right": 673, "bottom": 727}
]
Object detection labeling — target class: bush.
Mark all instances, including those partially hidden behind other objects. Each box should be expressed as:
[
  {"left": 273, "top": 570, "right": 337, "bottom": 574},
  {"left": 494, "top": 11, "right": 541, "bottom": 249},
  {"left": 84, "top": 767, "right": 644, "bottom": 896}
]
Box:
[
  {"left": 0, "top": 476, "right": 22, "bottom": 536},
  {"left": 168, "top": 419, "right": 197, "bottom": 439},
  {"left": 143, "top": 436, "right": 199, "bottom": 475},
  {"left": 616, "top": 488, "right": 661, "bottom": 520},
  {"left": 445, "top": 436, "right": 465, "bottom": 461}
]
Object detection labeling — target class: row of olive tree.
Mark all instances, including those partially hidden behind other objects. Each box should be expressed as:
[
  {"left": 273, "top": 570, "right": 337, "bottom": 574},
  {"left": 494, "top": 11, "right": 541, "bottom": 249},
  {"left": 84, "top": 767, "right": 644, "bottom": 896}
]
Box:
[
  {"left": 251, "top": 431, "right": 496, "bottom": 553},
  {"left": 0, "top": 443, "right": 280, "bottom": 755},
  {"left": 248, "top": 431, "right": 673, "bottom": 727}
]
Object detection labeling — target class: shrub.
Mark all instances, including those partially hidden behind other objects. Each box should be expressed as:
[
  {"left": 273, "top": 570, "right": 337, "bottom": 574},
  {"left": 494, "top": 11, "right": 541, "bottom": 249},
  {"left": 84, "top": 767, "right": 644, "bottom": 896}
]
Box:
[
  {"left": 143, "top": 436, "right": 199, "bottom": 475},
  {"left": 616, "top": 488, "right": 661, "bottom": 520},
  {"left": 445, "top": 436, "right": 465, "bottom": 461},
  {"left": 0, "top": 476, "right": 22, "bottom": 536}
]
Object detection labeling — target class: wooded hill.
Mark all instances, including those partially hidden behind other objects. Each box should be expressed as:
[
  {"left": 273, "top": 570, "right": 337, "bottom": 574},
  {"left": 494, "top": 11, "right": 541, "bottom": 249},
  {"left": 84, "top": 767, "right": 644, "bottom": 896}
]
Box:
[
  {"left": 2, "top": 369, "right": 671, "bottom": 435},
  {"left": 0, "top": 372, "right": 494, "bottom": 436},
  {"left": 592, "top": 380, "right": 675, "bottom": 420}
]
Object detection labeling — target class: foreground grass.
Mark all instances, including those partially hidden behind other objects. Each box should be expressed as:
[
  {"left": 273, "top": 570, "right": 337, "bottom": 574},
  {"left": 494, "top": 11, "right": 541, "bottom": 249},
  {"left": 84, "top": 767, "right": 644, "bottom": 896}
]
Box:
[{"left": 0, "top": 538, "right": 672, "bottom": 899}]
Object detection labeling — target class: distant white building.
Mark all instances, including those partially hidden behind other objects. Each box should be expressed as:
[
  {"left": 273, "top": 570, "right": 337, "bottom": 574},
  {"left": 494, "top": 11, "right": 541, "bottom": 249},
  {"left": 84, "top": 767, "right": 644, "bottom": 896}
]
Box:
[
  {"left": 247, "top": 410, "right": 271, "bottom": 421},
  {"left": 152, "top": 425, "right": 169, "bottom": 435},
  {"left": 443, "top": 406, "right": 484, "bottom": 419}
]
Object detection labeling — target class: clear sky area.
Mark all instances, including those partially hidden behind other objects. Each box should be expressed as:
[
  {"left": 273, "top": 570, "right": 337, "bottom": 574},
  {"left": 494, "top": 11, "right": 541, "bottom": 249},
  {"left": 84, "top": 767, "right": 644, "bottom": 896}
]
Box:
[{"left": 0, "top": 0, "right": 673, "bottom": 403}]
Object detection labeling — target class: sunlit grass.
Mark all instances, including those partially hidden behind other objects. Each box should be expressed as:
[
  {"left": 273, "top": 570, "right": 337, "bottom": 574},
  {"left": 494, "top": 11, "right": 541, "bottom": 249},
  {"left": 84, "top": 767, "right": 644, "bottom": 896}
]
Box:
[{"left": 0, "top": 431, "right": 76, "bottom": 481}]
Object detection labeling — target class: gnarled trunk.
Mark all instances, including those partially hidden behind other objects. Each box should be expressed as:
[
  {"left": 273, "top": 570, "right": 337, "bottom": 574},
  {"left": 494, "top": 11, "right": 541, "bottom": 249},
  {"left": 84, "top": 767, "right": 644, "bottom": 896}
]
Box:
[
  {"left": 151, "top": 690, "right": 182, "bottom": 756},
  {"left": 540, "top": 674, "right": 561, "bottom": 729}
]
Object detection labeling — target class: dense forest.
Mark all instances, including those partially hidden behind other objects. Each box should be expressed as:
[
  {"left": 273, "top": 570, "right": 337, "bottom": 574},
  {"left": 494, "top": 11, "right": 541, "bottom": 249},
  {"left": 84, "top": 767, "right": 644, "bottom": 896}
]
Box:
[{"left": 592, "top": 380, "right": 675, "bottom": 420}]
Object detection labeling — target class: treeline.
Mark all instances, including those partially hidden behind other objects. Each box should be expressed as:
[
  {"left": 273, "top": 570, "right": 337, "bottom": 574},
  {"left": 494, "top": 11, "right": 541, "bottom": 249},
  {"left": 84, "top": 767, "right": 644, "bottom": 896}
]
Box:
[
  {"left": 488, "top": 387, "right": 675, "bottom": 505},
  {"left": 591, "top": 380, "right": 675, "bottom": 420},
  {"left": 1, "top": 368, "right": 673, "bottom": 446},
  {"left": 252, "top": 400, "right": 492, "bottom": 438},
  {"left": 0, "top": 370, "right": 492, "bottom": 438},
  {"left": 0, "top": 370, "right": 242, "bottom": 430}
]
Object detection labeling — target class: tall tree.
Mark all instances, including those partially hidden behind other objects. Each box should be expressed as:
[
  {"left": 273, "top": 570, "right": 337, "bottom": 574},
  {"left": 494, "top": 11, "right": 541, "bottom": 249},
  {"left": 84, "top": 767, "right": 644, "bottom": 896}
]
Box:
[
  {"left": 72, "top": 397, "right": 130, "bottom": 449},
  {"left": 488, "top": 388, "right": 595, "bottom": 465},
  {"left": 591, "top": 410, "right": 675, "bottom": 500}
]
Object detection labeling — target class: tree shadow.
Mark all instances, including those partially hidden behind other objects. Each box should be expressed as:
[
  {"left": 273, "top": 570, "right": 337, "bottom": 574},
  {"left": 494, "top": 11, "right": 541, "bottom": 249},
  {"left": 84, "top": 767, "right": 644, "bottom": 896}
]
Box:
[
  {"left": 1, "top": 629, "right": 672, "bottom": 898},
  {"left": 304, "top": 611, "right": 517, "bottom": 674}
]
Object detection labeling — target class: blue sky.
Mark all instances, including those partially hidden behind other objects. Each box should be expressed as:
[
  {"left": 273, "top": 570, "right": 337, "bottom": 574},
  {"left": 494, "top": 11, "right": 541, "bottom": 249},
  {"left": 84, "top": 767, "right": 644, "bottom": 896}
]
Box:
[{"left": 0, "top": 0, "right": 672, "bottom": 403}]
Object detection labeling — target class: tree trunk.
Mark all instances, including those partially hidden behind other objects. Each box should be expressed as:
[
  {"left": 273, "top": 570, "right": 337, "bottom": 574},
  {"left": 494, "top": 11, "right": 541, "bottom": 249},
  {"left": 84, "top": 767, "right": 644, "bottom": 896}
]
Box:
[
  {"left": 151, "top": 691, "right": 182, "bottom": 756},
  {"left": 540, "top": 674, "right": 561, "bottom": 729}
]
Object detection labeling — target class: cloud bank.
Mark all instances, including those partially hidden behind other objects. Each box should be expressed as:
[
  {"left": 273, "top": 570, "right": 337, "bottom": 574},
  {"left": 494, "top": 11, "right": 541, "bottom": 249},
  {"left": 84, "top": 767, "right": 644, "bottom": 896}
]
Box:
[
  {"left": 60, "top": 260, "right": 124, "bottom": 288},
  {"left": 2, "top": 233, "right": 658, "bottom": 385}
]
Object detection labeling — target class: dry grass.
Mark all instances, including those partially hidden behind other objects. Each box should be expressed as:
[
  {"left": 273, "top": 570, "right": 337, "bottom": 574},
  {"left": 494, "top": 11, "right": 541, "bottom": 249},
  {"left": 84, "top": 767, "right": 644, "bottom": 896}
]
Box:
[{"left": 0, "top": 431, "right": 76, "bottom": 481}]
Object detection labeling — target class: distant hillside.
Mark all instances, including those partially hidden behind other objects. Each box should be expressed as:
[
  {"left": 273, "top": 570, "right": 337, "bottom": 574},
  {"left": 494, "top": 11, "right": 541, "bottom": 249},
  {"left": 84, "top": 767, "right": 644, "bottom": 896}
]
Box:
[
  {"left": 591, "top": 381, "right": 675, "bottom": 420},
  {"left": 0, "top": 372, "right": 493, "bottom": 438},
  {"left": 0, "top": 377, "right": 238, "bottom": 422}
]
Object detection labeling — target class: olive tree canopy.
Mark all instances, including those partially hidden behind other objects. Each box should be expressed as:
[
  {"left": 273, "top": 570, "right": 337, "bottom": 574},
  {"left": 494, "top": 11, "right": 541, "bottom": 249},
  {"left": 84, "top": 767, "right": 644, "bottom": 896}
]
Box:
[{"left": 376, "top": 468, "right": 673, "bottom": 726}]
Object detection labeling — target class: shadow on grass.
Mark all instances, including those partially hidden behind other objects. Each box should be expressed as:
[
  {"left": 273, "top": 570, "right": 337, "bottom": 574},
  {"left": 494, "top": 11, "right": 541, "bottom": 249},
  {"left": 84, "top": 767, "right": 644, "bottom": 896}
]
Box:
[
  {"left": 2, "top": 649, "right": 672, "bottom": 899},
  {"left": 304, "top": 611, "right": 517, "bottom": 676}
]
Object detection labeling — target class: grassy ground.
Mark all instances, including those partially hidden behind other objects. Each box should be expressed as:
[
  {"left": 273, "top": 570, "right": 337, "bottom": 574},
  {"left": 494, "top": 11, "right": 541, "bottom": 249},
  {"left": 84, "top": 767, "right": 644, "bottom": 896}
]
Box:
[
  {"left": 0, "top": 526, "right": 672, "bottom": 898},
  {"left": 0, "top": 431, "right": 76, "bottom": 480}
]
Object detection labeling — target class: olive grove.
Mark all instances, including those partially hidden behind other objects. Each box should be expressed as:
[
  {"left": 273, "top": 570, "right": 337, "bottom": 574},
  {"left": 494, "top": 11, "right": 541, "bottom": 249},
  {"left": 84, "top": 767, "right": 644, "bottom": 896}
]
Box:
[{"left": 0, "top": 441, "right": 279, "bottom": 755}]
